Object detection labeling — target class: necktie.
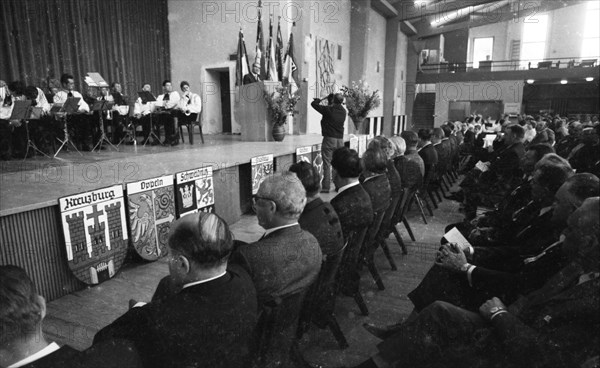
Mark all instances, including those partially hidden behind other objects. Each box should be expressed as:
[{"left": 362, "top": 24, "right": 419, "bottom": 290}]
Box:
[
  {"left": 67, "top": 92, "right": 73, "bottom": 98},
  {"left": 164, "top": 93, "right": 170, "bottom": 101},
  {"left": 187, "top": 94, "right": 192, "bottom": 105}
]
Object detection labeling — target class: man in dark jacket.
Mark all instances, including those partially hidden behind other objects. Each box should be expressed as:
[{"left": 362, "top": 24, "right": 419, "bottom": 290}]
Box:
[
  {"left": 347, "top": 197, "right": 600, "bottom": 368},
  {"left": 93, "top": 212, "right": 258, "bottom": 368},
  {"left": 311, "top": 93, "right": 347, "bottom": 193}
]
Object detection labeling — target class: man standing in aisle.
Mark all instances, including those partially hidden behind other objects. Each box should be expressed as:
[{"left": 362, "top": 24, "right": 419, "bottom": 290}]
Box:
[{"left": 311, "top": 93, "right": 346, "bottom": 193}]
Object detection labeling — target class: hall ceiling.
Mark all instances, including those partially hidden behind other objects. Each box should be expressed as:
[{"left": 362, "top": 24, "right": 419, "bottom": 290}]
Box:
[{"left": 383, "top": 0, "right": 590, "bottom": 38}]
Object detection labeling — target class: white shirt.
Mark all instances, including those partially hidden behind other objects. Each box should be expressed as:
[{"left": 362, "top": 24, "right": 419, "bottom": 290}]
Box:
[
  {"left": 35, "top": 87, "right": 50, "bottom": 114},
  {"left": 177, "top": 92, "right": 202, "bottom": 114},
  {"left": 156, "top": 91, "right": 180, "bottom": 110},
  {"left": 53, "top": 90, "right": 90, "bottom": 113},
  {"left": 263, "top": 222, "right": 298, "bottom": 237},
  {"left": 182, "top": 271, "right": 227, "bottom": 289},
  {"left": 334, "top": 181, "right": 360, "bottom": 197},
  {"left": 8, "top": 342, "right": 60, "bottom": 368}
]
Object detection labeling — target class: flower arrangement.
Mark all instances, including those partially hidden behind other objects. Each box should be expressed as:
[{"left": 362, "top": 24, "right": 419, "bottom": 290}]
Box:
[
  {"left": 263, "top": 84, "right": 301, "bottom": 127},
  {"left": 341, "top": 81, "right": 381, "bottom": 130}
]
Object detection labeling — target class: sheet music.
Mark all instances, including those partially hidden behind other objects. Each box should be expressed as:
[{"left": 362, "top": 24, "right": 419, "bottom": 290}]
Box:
[
  {"left": 443, "top": 227, "right": 472, "bottom": 251},
  {"left": 86, "top": 72, "right": 109, "bottom": 87}
]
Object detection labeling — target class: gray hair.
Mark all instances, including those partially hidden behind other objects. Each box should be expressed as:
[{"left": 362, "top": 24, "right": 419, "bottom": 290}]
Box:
[{"left": 258, "top": 172, "right": 306, "bottom": 219}]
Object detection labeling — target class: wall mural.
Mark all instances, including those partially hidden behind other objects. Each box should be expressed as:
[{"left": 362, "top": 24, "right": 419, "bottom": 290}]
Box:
[
  {"left": 126, "top": 175, "right": 175, "bottom": 261},
  {"left": 316, "top": 37, "right": 338, "bottom": 98},
  {"left": 59, "top": 185, "right": 128, "bottom": 285},
  {"left": 175, "top": 166, "right": 215, "bottom": 217}
]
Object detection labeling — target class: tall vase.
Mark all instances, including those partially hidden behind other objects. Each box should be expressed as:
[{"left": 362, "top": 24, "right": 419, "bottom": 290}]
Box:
[
  {"left": 272, "top": 124, "right": 285, "bottom": 141},
  {"left": 352, "top": 117, "right": 367, "bottom": 135}
]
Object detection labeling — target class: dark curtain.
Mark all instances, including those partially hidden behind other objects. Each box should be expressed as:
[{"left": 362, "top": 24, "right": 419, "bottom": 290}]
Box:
[{"left": 1, "top": 0, "right": 170, "bottom": 97}]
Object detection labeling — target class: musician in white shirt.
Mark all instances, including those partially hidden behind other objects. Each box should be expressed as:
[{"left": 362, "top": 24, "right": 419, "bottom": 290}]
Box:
[
  {"left": 53, "top": 73, "right": 93, "bottom": 150},
  {"left": 173, "top": 81, "right": 202, "bottom": 145},
  {"left": 155, "top": 80, "right": 180, "bottom": 146},
  {"left": 133, "top": 83, "right": 157, "bottom": 145}
]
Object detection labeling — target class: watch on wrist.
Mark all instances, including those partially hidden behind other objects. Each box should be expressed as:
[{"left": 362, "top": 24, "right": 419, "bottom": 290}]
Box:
[{"left": 489, "top": 306, "right": 504, "bottom": 314}]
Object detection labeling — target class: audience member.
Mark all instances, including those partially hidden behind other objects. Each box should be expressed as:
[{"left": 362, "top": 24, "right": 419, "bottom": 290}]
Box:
[
  {"left": 396, "top": 130, "right": 425, "bottom": 190},
  {"left": 94, "top": 212, "right": 257, "bottom": 368},
  {"left": 352, "top": 197, "right": 600, "bottom": 368},
  {"left": 230, "top": 172, "right": 322, "bottom": 305}
]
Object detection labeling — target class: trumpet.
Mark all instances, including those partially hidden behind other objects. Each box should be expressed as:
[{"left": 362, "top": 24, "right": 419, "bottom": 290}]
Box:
[{"left": 184, "top": 109, "right": 192, "bottom": 116}]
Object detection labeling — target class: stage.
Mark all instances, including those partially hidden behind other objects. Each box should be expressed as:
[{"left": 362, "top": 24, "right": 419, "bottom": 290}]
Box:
[
  {"left": 1, "top": 133, "right": 327, "bottom": 217},
  {"left": 0, "top": 132, "right": 328, "bottom": 301}
]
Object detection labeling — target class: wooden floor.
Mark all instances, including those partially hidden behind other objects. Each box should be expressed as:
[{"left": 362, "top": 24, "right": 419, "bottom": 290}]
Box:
[{"left": 43, "top": 189, "right": 463, "bottom": 367}]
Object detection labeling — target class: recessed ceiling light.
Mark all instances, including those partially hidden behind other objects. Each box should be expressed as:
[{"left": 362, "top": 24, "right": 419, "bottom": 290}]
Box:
[
  {"left": 586, "top": 77, "right": 594, "bottom": 82},
  {"left": 527, "top": 79, "right": 534, "bottom": 84},
  {"left": 560, "top": 80, "right": 568, "bottom": 84}
]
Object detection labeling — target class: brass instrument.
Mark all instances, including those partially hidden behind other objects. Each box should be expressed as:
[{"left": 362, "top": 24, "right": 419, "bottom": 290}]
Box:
[{"left": 184, "top": 93, "right": 192, "bottom": 116}]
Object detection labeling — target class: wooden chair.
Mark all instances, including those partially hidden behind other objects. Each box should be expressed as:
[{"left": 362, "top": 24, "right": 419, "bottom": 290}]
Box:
[
  {"left": 296, "top": 243, "right": 349, "bottom": 349},
  {"left": 361, "top": 209, "right": 388, "bottom": 290},
  {"left": 375, "top": 189, "right": 404, "bottom": 270},
  {"left": 336, "top": 227, "right": 370, "bottom": 316},
  {"left": 178, "top": 110, "right": 204, "bottom": 144},
  {"left": 250, "top": 289, "right": 308, "bottom": 368}
]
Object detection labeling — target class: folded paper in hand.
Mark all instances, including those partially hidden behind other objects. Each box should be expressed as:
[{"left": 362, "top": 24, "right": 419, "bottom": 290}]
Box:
[
  {"left": 475, "top": 160, "right": 490, "bottom": 172},
  {"left": 443, "top": 227, "right": 471, "bottom": 251}
]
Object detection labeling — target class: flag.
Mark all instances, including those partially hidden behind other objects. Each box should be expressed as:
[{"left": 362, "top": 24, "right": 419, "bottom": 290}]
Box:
[
  {"left": 275, "top": 17, "right": 284, "bottom": 81},
  {"left": 235, "top": 28, "right": 251, "bottom": 86},
  {"left": 255, "top": 0, "right": 266, "bottom": 79},
  {"left": 266, "top": 14, "right": 278, "bottom": 82},
  {"left": 283, "top": 29, "right": 298, "bottom": 94}
]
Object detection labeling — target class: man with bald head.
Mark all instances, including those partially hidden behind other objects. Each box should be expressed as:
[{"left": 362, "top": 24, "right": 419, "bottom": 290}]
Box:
[
  {"left": 231, "top": 172, "right": 322, "bottom": 305},
  {"left": 93, "top": 212, "right": 258, "bottom": 368}
]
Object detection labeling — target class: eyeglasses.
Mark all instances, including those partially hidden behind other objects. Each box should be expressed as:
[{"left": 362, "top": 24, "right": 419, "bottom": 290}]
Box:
[{"left": 253, "top": 195, "right": 274, "bottom": 205}]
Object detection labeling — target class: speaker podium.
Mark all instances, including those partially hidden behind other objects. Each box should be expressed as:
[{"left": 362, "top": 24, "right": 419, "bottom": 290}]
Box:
[{"left": 238, "top": 81, "right": 281, "bottom": 142}]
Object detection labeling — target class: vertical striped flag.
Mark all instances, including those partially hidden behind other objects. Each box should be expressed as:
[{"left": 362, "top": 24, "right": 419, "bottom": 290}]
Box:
[
  {"left": 255, "top": 0, "right": 266, "bottom": 79},
  {"left": 276, "top": 17, "right": 284, "bottom": 81},
  {"left": 282, "top": 25, "right": 298, "bottom": 94},
  {"left": 266, "top": 14, "right": 278, "bottom": 82},
  {"left": 236, "top": 28, "right": 251, "bottom": 86}
]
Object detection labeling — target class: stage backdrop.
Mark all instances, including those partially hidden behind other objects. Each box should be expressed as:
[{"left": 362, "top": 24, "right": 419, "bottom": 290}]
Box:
[{"left": 1, "top": 0, "right": 170, "bottom": 95}]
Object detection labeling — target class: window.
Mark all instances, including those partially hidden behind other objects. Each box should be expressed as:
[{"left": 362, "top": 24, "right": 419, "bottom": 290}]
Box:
[
  {"left": 520, "top": 13, "right": 549, "bottom": 68},
  {"left": 473, "top": 37, "right": 494, "bottom": 68},
  {"left": 581, "top": 1, "right": 600, "bottom": 59}
]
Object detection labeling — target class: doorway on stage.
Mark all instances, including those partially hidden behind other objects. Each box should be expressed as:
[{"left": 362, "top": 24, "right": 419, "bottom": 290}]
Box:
[{"left": 205, "top": 67, "right": 233, "bottom": 134}]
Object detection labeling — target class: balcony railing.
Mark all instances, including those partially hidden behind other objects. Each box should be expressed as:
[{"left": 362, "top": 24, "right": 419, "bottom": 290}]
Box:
[{"left": 419, "top": 56, "right": 599, "bottom": 74}]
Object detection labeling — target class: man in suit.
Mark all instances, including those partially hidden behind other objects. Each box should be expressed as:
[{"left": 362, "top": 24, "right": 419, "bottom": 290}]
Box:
[
  {"left": 155, "top": 80, "right": 180, "bottom": 145},
  {"left": 231, "top": 172, "right": 322, "bottom": 305},
  {"left": 243, "top": 62, "right": 262, "bottom": 84},
  {"left": 330, "top": 147, "right": 374, "bottom": 297},
  {"left": 417, "top": 128, "right": 438, "bottom": 184},
  {"left": 93, "top": 212, "right": 258, "bottom": 368},
  {"left": 461, "top": 124, "right": 527, "bottom": 219},
  {"left": 347, "top": 197, "right": 600, "bottom": 368},
  {"left": 0, "top": 266, "right": 141, "bottom": 368},
  {"left": 311, "top": 93, "right": 347, "bottom": 193},
  {"left": 397, "top": 130, "right": 425, "bottom": 190}
]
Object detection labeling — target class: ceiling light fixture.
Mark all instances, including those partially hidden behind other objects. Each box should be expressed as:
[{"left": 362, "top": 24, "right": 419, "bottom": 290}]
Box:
[
  {"left": 560, "top": 80, "right": 568, "bottom": 84},
  {"left": 586, "top": 77, "right": 594, "bottom": 82},
  {"left": 527, "top": 79, "right": 534, "bottom": 84}
]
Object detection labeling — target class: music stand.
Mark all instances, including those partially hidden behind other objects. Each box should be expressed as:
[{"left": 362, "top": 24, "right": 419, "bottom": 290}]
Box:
[
  {"left": 53, "top": 97, "right": 83, "bottom": 158},
  {"left": 117, "top": 104, "right": 135, "bottom": 147},
  {"left": 23, "top": 106, "right": 51, "bottom": 160},
  {"left": 143, "top": 102, "right": 164, "bottom": 147},
  {"left": 91, "top": 100, "right": 118, "bottom": 152}
]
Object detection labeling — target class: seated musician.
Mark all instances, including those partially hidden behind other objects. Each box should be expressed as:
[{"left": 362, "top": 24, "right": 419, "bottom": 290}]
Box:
[
  {"left": 155, "top": 79, "right": 180, "bottom": 146},
  {"left": 173, "top": 81, "right": 202, "bottom": 144},
  {"left": 108, "top": 82, "right": 127, "bottom": 143},
  {"left": 23, "top": 85, "right": 52, "bottom": 154},
  {"left": 133, "top": 83, "right": 157, "bottom": 144},
  {"left": 53, "top": 73, "right": 92, "bottom": 151},
  {"left": 1, "top": 80, "right": 15, "bottom": 159}
]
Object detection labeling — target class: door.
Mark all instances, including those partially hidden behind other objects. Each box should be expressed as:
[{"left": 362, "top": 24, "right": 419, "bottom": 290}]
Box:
[
  {"left": 412, "top": 93, "right": 435, "bottom": 130},
  {"left": 219, "top": 72, "right": 232, "bottom": 133}
]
